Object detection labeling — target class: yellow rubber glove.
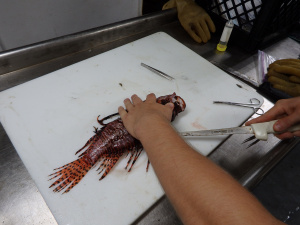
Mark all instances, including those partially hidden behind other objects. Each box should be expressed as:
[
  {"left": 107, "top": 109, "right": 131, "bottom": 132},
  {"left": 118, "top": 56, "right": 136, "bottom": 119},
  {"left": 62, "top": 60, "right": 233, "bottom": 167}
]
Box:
[
  {"left": 268, "top": 59, "right": 300, "bottom": 77},
  {"left": 163, "top": 0, "right": 216, "bottom": 43},
  {"left": 267, "top": 59, "right": 300, "bottom": 96},
  {"left": 268, "top": 76, "right": 300, "bottom": 97}
]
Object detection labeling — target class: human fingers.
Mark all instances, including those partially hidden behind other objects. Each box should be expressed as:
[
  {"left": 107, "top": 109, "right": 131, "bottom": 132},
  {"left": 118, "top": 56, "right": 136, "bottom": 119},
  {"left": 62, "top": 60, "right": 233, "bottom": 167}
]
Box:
[
  {"left": 165, "top": 102, "right": 174, "bottom": 110},
  {"left": 131, "top": 94, "right": 142, "bottom": 105},
  {"left": 269, "top": 98, "right": 300, "bottom": 131},
  {"left": 274, "top": 113, "right": 300, "bottom": 132},
  {"left": 245, "top": 112, "right": 280, "bottom": 126},
  {"left": 124, "top": 98, "right": 134, "bottom": 111},
  {"left": 165, "top": 103, "right": 175, "bottom": 121},
  {"left": 275, "top": 132, "right": 295, "bottom": 140},
  {"left": 145, "top": 93, "right": 157, "bottom": 102},
  {"left": 292, "top": 131, "right": 300, "bottom": 138},
  {"left": 146, "top": 93, "right": 173, "bottom": 120},
  {"left": 118, "top": 106, "right": 127, "bottom": 118},
  {"left": 245, "top": 102, "right": 287, "bottom": 126}
]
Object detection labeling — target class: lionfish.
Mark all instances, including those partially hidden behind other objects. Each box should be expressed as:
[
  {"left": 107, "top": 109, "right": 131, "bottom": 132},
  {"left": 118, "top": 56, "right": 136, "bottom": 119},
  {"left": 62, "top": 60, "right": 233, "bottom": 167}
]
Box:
[{"left": 49, "top": 93, "right": 186, "bottom": 193}]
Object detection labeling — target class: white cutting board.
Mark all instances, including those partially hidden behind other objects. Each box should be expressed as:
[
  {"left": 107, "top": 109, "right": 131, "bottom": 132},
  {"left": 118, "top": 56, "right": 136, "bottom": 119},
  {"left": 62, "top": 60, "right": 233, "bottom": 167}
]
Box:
[{"left": 0, "top": 32, "right": 263, "bottom": 225}]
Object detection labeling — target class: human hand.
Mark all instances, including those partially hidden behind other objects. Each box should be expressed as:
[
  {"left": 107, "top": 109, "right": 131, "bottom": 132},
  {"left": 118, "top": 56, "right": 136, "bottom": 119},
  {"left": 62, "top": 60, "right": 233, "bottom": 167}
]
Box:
[
  {"left": 245, "top": 97, "right": 300, "bottom": 139},
  {"left": 163, "top": 0, "right": 216, "bottom": 43},
  {"left": 118, "top": 93, "right": 174, "bottom": 140}
]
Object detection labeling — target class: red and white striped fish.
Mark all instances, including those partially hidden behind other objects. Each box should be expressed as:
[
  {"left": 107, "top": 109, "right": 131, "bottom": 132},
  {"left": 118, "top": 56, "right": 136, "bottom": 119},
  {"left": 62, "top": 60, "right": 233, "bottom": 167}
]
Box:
[{"left": 49, "top": 93, "right": 186, "bottom": 193}]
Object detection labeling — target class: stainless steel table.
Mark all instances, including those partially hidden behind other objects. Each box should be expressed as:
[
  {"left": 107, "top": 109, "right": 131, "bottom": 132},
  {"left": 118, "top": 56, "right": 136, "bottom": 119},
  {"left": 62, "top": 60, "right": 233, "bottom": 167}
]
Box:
[{"left": 1, "top": 9, "right": 300, "bottom": 225}]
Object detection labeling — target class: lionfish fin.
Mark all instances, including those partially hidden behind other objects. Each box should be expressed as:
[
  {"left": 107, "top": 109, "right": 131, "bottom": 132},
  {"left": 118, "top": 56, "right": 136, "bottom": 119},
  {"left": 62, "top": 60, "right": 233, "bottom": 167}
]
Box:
[
  {"left": 75, "top": 134, "right": 100, "bottom": 155},
  {"left": 125, "top": 149, "right": 143, "bottom": 172},
  {"left": 97, "top": 152, "right": 124, "bottom": 180},
  {"left": 49, "top": 158, "right": 92, "bottom": 193}
]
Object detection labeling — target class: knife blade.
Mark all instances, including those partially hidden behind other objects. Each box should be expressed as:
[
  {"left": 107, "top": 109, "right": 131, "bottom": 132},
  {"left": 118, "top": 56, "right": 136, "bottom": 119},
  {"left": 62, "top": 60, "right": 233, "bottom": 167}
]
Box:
[
  {"left": 180, "top": 126, "right": 253, "bottom": 136},
  {"left": 179, "top": 120, "right": 300, "bottom": 141}
]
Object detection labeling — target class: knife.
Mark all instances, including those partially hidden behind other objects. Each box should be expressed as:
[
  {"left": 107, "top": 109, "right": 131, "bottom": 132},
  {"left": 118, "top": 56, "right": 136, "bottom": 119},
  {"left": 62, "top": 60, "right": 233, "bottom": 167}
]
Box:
[{"left": 180, "top": 120, "right": 300, "bottom": 141}]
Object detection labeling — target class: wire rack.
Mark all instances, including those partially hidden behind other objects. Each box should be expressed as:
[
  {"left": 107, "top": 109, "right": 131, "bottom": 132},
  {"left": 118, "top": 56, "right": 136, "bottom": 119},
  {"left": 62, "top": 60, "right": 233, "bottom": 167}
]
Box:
[{"left": 200, "top": 0, "right": 300, "bottom": 51}]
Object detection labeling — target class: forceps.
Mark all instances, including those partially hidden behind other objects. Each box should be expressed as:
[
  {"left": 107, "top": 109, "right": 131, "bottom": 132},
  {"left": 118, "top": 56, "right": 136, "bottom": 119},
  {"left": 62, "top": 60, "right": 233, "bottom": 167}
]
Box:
[
  {"left": 141, "top": 63, "right": 175, "bottom": 81},
  {"left": 213, "top": 98, "right": 264, "bottom": 115}
]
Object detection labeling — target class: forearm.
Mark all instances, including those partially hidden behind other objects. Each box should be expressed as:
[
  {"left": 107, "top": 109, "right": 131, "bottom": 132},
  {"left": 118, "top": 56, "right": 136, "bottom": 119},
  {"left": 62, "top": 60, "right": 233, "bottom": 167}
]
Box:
[
  {"left": 140, "top": 121, "right": 283, "bottom": 225},
  {"left": 118, "top": 93, "right": 283, "bottom": 224}
]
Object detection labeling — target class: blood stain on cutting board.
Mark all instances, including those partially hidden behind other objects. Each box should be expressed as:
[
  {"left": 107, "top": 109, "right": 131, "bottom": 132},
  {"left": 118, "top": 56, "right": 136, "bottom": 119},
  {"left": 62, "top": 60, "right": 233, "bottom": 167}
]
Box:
[
  {"left": 191, "top": 107, "right": 210, "bottom": 130},
  {"left": 192, "top": 119, "right": 207, "bottom": 130}
]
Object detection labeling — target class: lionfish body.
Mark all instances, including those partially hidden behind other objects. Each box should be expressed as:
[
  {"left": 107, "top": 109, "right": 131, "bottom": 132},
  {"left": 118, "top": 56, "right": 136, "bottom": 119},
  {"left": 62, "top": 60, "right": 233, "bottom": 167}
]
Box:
[{"left": 49, "top": 93, "right": 186, "bottom": 193}]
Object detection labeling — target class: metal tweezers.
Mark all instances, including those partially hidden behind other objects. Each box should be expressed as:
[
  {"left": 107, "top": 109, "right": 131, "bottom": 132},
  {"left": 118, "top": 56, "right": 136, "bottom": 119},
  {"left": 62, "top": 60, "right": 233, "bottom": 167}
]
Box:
[{"left": 141, "top": 63, "right": 175, "bottom": 81}]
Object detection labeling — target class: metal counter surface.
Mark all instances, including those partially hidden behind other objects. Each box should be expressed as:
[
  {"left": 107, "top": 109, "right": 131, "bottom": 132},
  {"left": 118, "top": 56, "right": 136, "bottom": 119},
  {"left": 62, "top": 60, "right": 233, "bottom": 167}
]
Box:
[{"left": 0, "top": 10, "right": 299, "bottom": 225}]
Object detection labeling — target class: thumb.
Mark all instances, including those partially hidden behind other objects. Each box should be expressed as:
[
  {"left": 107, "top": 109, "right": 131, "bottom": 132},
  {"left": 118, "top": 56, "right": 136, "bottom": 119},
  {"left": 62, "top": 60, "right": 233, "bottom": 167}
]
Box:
[
  {"left": 274, "top": 114, "right": 300, "bottom": 132},
  {"left": 165, "top": 102, "right": 175, "bottom": 121},
  {"left": 166, "top": 102, "right": 174, "bottom": 110}
]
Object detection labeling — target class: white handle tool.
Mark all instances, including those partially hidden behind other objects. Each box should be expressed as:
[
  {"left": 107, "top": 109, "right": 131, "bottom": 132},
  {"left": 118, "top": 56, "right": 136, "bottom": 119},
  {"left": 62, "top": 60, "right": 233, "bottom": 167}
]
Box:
[{"left": 251, "top": 120, "right": 300, "bottom": 140}]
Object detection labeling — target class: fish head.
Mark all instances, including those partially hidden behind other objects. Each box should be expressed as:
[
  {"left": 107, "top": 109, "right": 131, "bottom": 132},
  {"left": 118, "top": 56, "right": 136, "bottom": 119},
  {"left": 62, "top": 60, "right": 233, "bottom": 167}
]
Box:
[{"left": 156, "top": 92, "right": 186, "bottom": 121}]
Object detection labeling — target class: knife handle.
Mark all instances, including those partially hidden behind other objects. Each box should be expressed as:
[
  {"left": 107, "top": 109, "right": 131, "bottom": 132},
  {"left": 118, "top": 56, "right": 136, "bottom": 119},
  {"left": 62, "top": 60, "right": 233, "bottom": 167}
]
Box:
[{"left": 251, "top": 120, "right": 300, "bottom": 141}]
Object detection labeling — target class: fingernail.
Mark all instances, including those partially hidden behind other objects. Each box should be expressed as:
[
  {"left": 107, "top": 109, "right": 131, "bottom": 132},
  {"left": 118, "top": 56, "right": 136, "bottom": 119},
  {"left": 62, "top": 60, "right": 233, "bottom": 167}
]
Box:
[{"left": 274, "top": 122, "right": 282, "bottom": 131}]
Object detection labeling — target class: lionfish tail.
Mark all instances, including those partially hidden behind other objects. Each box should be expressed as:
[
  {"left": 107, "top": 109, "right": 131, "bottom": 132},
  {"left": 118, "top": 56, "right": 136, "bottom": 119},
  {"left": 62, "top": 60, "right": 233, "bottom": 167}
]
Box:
[{"left": 49, "top": 158, "right": 92, "bottom": 194}]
